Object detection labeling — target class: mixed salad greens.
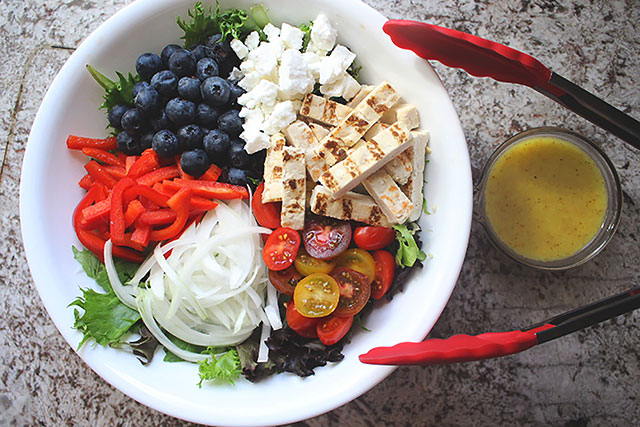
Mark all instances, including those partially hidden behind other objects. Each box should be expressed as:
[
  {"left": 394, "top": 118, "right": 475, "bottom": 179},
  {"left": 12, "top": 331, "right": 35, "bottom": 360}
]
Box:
[{"left": 69, "top": 1, "right": 427, "bottom": 386}]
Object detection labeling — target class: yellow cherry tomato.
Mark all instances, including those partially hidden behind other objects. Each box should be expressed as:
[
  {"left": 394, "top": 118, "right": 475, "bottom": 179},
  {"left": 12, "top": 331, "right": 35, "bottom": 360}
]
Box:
[
  {"left": 335, "top": 248, "right": 376, "bottom": 283},
  {"left": 293, "top": 273, "right": 340, "bottom": 318},
  {"left": 294, "top": 252, "right": 336, "bottom": 276}
]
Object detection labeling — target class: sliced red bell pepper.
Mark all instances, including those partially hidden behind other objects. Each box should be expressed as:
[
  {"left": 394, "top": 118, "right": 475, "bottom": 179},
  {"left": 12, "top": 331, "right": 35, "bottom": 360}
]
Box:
[
  {"left": 137, "top": 209, "right": 176, "bottom": 226},
  {"left": 131, "top": 224, "right": 151, "bottom": 247},
  {"left": 127, "top": 149, "right": 160, "bottom": 179},
  {"left": 78, "top": 174, "right": 93, "bottom": 190},
  {"left": 162, "top": 179, "right": 249, "bottom": 200},
  {"left": 124, "top": 199, "right": 146, "bottom": 228},
  {"left": 102, "top": 165, "right": 126, "bottom": 180},
  {"left": 67, "top": 135, "right": 117, "bottom": 151},
  {"left": 136, "top": 165, "right": 180, "bottom": 186},
  {"left": 189, "top": 197, "right": 218, "bottom": 211},
  {"left": 125, "top": 156, "right": 138, "bottom": 174},
  {"left": 110, "top": 177, "right": 136, "bottom": 245},
  {"left": 81, "top": 147, "right": 125, "bottom": 167},
  {"left": 200, "top": 163, "right": 222, "bottom": 182},
  {"left": 149, "top": 188, "right": 192, "bottom": 242},
  {"left": 79, "top": 195, "right": 112, "bottom": 229},
  {"left": 123, "top": 185, "right": 169, "bottom": 208},
  {"left": 85, "top": 160, "right": 118, "bottom": 188}
]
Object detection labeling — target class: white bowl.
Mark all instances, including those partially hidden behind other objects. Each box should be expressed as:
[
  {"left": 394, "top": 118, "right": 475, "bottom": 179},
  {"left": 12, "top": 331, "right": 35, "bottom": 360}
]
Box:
[{"left": 20, "top": 0, "right": 472, "bottom": 425}]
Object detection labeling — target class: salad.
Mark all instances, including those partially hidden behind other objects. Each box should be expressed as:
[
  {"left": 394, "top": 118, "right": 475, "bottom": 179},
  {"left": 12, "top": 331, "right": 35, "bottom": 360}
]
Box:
[{"left": 69, "top": 1, "right": 429, "bottom": 386}]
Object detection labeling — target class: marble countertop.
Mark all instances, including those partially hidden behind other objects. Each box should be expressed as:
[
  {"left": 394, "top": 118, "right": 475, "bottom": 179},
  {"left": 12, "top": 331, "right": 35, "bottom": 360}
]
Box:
[{"left": 1, "top": 0, "right": 638, "bottom": 425}]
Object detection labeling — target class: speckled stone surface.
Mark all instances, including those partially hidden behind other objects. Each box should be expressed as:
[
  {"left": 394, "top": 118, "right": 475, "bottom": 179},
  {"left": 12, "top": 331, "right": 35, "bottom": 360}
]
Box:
[{"left": 1, "top": 1, "right": 639, "bottom": 426}]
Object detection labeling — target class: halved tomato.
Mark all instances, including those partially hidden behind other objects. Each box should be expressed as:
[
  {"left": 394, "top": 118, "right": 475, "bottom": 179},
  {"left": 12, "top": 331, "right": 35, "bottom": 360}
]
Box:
[
  {"left": 371, "top": 250, "right": 395, "bottom": 300},
  {"left": 335, "top": 248, "right": 376, "bottom": 283},
  {"left": 268, "top": 266, "right": 303, "bottom": 295},
  {"left": 302, "top": 217, "right": 352, "bottom": 260},
  {"left": 263, "top": 227, "right": 300, "bottom": 271},
  {"left": 330, "top": 267, "right": 371, "bottom": 316},
  {"left": 317, "top": 314, "right": 354, "bottom": 346},
  {"left": 252, "top": 182, "right": 281, "bottom": 229},
  {"left": 294, "top": 251, "right": 336, "bottom": 276},
  {"left": 353, "top": 226, "right": 396, "bottom": 250},
  {"left": 286, "top": 301, "right": 319, "bottom": 338},
  {"left": 293, "top": 273, "right": 340, "bottom": 318}
]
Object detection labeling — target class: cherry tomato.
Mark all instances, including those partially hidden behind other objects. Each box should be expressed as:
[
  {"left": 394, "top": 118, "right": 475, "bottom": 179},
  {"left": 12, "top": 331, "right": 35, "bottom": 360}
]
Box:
[
  {"left": 293, "top": 273, "right": 340, "bottom": 318},
  {"left": 371, "top": 250, "right": 396, "bottom": 299},
  {"left": 316, "top": 314, "right": 354, "bottom": 346},
  {"left": 330, "top": 267, "right": 371, "bottom": 316},
  {"left": 294, "top": 251, "right": 336, "bottom": 276},
  {"left": 263, "top": 227, "right": 300, "bottom": 271},
  {"left": 353, "top": 226, "right": 396, "bottom": 250},
  {"left": 286, "top": 301, "right": 319, "bottom": 338},
  {"left": 335, "top": 248, "right": 376, "bottom": 283},
  {"left": 268, "top": 266, "right": 303, "bottom": 295},
  {"left": 252, "top": 182, "right": 281, "bottom": 229},
  {"left": 302, "top": 217, "right": 352, "bottom": 260}
]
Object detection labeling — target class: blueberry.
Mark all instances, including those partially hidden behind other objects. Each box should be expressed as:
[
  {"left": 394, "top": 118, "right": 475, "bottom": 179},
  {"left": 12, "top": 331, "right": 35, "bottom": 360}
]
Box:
[
  {"left": 178, "top": 77, "right": 201, "bottom": 102},
  {"left": 134, "top": 85, "right": 161, "bottom": 115},
  {"left": 107, "top": 104, "right": 129, "bottom": 129},
  {"left": 150, "top": 110, "right": 171, "bottom": 132},
  {"left": 200, "top": 77, "right": 230, "bottom": 106},
  {"left": 140, "top": 132, "right": 155, "bottom": 151},
  {"left": 195, "top": 57, "right": 219, "bottom": 81},
  {"left": 177, "top": 124, "right": 204, "bottom": 150},
  {"left": 117, "top": 131, "right": 142, "bottom": 155},
  {"left": 196, "top": 103, "right": 221, "bottom": 128},
  {"left": 207, "top": 34, "right": 239, "bottom": 76},
  {"left": 180, "top": 149, "right": 210, "bottom": 177},
  {"left": 168, "top": 49, "right": 196, "bottom": 78},
  {"left": 227, "top": 168, "right": 249, "bottom": 186},
  {"left": 136, "top": 53, "right": 163, "bottom": 81},
  {"left": 190, "top": 44, "right": 208, "bottom": 61},
  {"left": 228, "top": 139, "right": 250, "bottom": 168},
  {"left": 151, "top": 70, "right": 178, "bottom": 98},
  {"left": 132, "top": 81, "right": 151, "bottom": 98},
  {"left": 217, "top": 110, "right": 243, "bottom": 136},
  {"left": 228, "top": 82, "right": 246, "bottom": 105},
  {"left": 203, "top": 129, "right": 230, "bottom": 160},
  {"left": 121, "top": 108, "right": 144, "bottom": 134},
  {"left": 165, "top": 98, "right": 196, "bottom": 126},
  {"left": 161, "top": 44, "right": 182, "bottom": 66},
  {"left": 152, "top": 129, "right": 181, "bottom": 157}
]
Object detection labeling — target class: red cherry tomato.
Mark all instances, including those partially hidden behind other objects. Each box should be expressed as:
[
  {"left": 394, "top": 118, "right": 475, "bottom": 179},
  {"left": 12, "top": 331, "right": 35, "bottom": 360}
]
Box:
[
  {"left": 286, "top": 301, "right": 319, "bottom": 338},
  {"left": 371, "top": 250, "right": 395, "bottom": 300},
  {"left": 263, "top": 227, "right": 300, "bottom": 271},
  {"left": 330, "top": 267, "right": 371, "bottom": 316},
  {"left": 302, "top": 217, "right": 352, "bottom": 260},
  {"left": 353, "top": 226, "right": 396, "bottom": 250},
  {"left": 252, "top": 182, "right": 281, "bottom": 229},
  {"left": 316, "top": 314, "right": 354, "bottom": 346},
  {"left": 268, "top": 266, "right": 303, "bottom": 295}
]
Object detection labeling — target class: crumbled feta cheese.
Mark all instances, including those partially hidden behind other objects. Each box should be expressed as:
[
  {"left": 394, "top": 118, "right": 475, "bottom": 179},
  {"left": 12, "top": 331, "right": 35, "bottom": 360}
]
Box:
[
  {"left": 241, "top": 127, "right": 271, "bottom": 154},
  {"left": 245, "top": 31, "right": 260, "bottom": 50},
  {"left": 238, "top": 71, "right": 261, "bottom": 91},
  {"left": 278, "top": 49, "right": 315, "bottom": 99},
  {"left": 280, "top": 23, "right": 304, "bottom": 51},
  {"left": 317, "top": 45, "right": 356, "bottom": 84},
  {"left": 242, "top": 43, "right": 279, "bottom": 78},
  {"left": 309, "top": 13, "right": 337, "bottom": 54},
  {"left": 239, "top": 79, "right": 279, "bottom": 109},
  {"left": 302, "top": 51, "right": 323, "bottom": 80},
  {"left": 230, "top": 39, "right": 249, "bottom": 60},
  {"left": 263, "top": 23, "right": 281, "bottom": 41},
  {"left": 320, "top": 72, "right": 361, "bottom": 100},
  {"left": 263, "top": 101, "right": 296, "bottom": 135},
  {"left": 229, "top": 67, "right": 244, "bottom": 82}
]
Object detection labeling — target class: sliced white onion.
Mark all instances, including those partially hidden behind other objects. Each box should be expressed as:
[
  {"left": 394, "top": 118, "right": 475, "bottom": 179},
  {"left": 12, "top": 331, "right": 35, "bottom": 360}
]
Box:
[
  {"left": 257, "top": 322, "right": 271, "bottom": 363},
  {"left": 104, "top": 239, "right": 138, "bottom": 310}
]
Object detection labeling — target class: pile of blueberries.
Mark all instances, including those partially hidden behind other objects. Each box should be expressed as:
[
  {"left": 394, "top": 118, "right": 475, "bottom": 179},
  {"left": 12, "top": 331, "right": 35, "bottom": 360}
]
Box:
[{"left": 108, "top": 34, "right": 264, "bottom": 184}]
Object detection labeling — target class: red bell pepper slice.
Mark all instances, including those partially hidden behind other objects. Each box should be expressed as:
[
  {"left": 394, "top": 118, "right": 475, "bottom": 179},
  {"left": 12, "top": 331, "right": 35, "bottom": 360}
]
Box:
[
  {"left": 67, "top": 135, "right": 117, "bottom": 151},
  {"left": 79, "top": 195, "right": 112, "bottom": 229},
  {"left": 136, "top": 165, "right": 180, "bottom": 186},
  {"left": 189, "top": 197, "right": 218, "bottom": 211},
  {"left": 85, "top": 160, "right": 118, "bottom": 189},
  {"left": 123, "top": 185, "right": 169, "bottom": 208},
  {"left": 149, "top": 188, "right": 192, "bottom": 242},
  {"left": 131, "top": 224, "right": 151, "bottom": 247},
  {"left": 102, "top": 165, "right": 126, "bottom": 180},
  {"left": 81, "top": 147, "right": 125, "bottom": 167},
  {"left": 137, "top": 209, "right": 176, "bottom": 226},
  {"left": 78, "top": 174, "right": 93, "bottom": 190},
  {"left": 124, "top": 199, "right": 146, "bottom": 228},
  {"left": 110, "top": 177, "right": 136, "bottom": 245},
  {"left": 125, "top": 156, "right": 137, "bottom": 174},
  {"left": 200, "top": 163, "right": 222, "bottom": 182},
  {"left": 127, "top": 149, "right": 160, "bottom": 179},
  {"left": 162, "top": 179, "right": 249, "bottom": 200}
]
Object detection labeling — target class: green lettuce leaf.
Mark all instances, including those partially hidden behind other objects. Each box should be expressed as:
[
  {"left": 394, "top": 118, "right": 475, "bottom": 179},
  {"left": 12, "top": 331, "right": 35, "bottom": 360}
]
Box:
[
  {"left": 86, "top": 65, "right": 139, "bottom": 111},
  {"left": 163, "top": 334, "right": 207, "bottom": 363},
  {"left": 299, "top": 20, "right": 312, "bottom": 51},
  {"left": 393, "top": 223, "right": 426, "bottom": 268},
  {"left": 197, "top": 347, "right": 241, "bottom": 387}
]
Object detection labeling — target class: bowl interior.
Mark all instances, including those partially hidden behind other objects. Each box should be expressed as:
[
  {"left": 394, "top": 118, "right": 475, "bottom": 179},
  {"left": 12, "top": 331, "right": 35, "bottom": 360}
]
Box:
[{"left": 20, "top": 0, "right": 472, "bottom": 425}]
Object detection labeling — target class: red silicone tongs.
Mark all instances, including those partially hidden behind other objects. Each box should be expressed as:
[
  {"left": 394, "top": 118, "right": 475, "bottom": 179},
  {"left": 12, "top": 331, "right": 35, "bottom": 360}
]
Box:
[
  {"left": 382, "top": 20, "right": 640, "bottom": 150},
  {"left": 360, "top": 287, "right": 640, "bottom": 366}
]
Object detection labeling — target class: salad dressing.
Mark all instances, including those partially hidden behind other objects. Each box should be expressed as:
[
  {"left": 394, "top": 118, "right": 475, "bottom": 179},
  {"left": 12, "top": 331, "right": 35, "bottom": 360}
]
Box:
[{"left": 484, "top": 136, "right": 607, "bottom": 262}]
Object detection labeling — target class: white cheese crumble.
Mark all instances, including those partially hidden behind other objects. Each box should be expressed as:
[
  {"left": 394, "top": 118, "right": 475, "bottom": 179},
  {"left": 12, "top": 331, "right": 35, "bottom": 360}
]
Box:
[{"left": 239, "top": 13, "right": 360, "bottom": 154}]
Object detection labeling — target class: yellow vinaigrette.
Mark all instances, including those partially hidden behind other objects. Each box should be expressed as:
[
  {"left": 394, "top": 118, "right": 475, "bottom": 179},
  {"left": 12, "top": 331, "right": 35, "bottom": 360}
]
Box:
[{"left": 484, "top": 136, "right": 607, "bottom": 262}]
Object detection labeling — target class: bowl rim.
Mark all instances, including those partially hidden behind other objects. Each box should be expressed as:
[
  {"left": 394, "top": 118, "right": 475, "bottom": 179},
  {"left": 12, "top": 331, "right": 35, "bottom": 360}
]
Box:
[
  {"left": 475, "top": 126, "right": 622, "bottom": 270},
  {"left": 19, "top": 0, "right": 473, "bottom": 425}
]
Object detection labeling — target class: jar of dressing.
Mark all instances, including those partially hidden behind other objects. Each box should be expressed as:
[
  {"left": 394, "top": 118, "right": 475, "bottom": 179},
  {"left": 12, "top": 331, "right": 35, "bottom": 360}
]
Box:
[{"left": 476, "top": 127, "right": 622, "bottom": 270}]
